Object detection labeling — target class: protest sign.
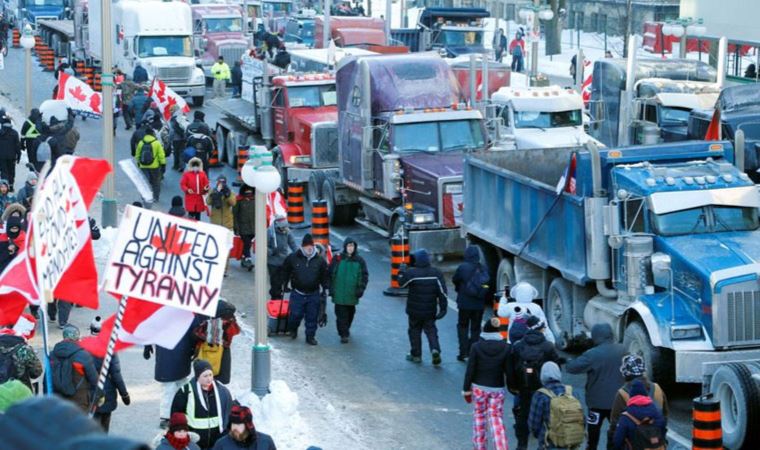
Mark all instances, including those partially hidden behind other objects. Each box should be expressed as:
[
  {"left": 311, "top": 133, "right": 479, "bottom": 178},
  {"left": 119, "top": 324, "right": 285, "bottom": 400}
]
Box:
[{"left": 104, "top": 205, "right": 233, "bottom": 316}]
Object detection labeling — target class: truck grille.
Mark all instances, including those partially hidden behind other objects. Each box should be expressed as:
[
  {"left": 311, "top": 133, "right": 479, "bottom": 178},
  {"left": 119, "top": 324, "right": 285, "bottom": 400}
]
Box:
[
  {"left": 724, "top": 289, "right": 760, "bottom": 347},
  {"left": 219, "top": 46, "right": 247, "bottom": 65},
  {"left": 311, "top": 122, "right": 339, "bottom": 169},
  {"left": 157, "top": 66, "right": 193, "bottom": 82}
]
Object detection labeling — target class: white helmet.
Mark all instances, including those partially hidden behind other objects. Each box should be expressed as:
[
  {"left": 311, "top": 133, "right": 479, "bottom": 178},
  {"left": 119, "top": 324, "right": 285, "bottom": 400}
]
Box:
[{"left": 39, "top": 99, "right": 69, "bottom": 126}]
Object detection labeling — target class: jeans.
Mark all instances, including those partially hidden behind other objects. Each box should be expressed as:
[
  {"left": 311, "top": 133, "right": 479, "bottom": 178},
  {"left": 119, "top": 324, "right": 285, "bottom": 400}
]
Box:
[
  {"left": 511, "top": 54, "right": 524, "bottom": 73},
  {"left": 213, "top": 78, "right": 227, "bottom": 98},
  {"left": 334, "top": 304, "right": 356, "bottom": 337},
  {"left": 473, "top": 386, "right": 508, "bottom": 450},
  {"left": 232, "top": 84, "right": 241, "bottom": 97},
  {"left": 141, "top": 167, "right": 162, "bottom": 202},
  {"left": 268, "top": 264, "right": 284, "bottom": 299},
  {"left": 288, "top": 291, "right": 320, "bottom": 339},
  {"left": 457, "top": 308, "right": 484, "bottom": 357},
  {"left": 48, "top": 299, "right": 73, "bottom": 326},
  {"left": 408, "top": 317, "right": 440, "bottom": 357},
  {"left": 172, "top": 140, "right": 186, "bottom": 170},
  {"left": 515, "top": 388, "right": 535, "bottom": 448},
  {"left": 586, "top": 408, "right": 612, "bottom": 450}
]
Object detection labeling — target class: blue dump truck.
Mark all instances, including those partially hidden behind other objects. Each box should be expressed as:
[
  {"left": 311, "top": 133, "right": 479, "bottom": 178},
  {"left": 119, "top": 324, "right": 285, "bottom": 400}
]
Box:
[
  {"left": 391, "top": 7, "right": 489, "bottom": 58},
  {"left": 10, "top": 0, "right": 69, "bottom": 25},
  {"left": 462, "top": 141, "right": 760, "bottom": 448}
]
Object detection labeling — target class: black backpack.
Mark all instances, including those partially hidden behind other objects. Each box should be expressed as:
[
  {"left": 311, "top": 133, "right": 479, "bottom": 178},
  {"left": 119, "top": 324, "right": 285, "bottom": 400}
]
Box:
[
  {"left": 463, "top": 264, "right": 490, "bottom": 299},
  {"left": 517, "top": 356, "right": 543, "bottom": 391},
  {"left": 139, "top": 135, "right": 156, "bottom": 166},
  {"left": 622, "top": 412, "right": 666, "bottom": 450},
  {"left": 51, "top": 349, "right": 83, "bottom": 397},
  {"left": 0, "top": 345, "right": 20, "bottom": 384}
]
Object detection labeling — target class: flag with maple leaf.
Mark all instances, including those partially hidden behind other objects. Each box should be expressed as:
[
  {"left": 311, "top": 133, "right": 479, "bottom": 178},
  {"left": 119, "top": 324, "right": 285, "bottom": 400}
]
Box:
[
  {"left": 148, "top": 77, "right": 190, "bottom": 121},
  {"left": 56, "top": 72, "right": 103, "bottom": 118}
]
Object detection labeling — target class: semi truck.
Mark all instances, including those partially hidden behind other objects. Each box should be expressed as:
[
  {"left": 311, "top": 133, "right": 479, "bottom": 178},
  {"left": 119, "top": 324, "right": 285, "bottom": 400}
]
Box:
[
  {"left": 313, "top": 16, "right": 406, "bottom": 54},
  {"left": 309, "top": 53, "right": 487, "bottom": 256},
  {"left": 462, "top": 140, "right": 760, "bottom": 449},
  {"left": 191, "top": 3, "right": 249, "bottom": 79},
  {"left": 391, "top": 7, "right": 489, "bottom": 58},
  {"left": 5, "top": 0, "right": 69, "bottom": 26}
]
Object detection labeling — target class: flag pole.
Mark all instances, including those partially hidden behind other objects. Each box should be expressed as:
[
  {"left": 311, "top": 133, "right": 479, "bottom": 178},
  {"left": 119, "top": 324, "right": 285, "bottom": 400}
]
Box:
[
  {"left": 38, "top": 290, "right": 54, "bottom": 396},
  {"left": 89, "top": 295, "right": 128, "bottom": 417}
]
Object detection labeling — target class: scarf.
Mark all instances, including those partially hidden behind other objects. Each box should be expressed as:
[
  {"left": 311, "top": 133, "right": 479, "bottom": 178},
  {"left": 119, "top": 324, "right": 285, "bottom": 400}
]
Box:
[
  {"left": 196, "top": 381, "right": 224, "bottom": 433},
  {"left": 165, "top": 433, "right": 190, "bottom": 450},
  {"left": 205, "top": 319, "right": 224, "bottom": 345}
]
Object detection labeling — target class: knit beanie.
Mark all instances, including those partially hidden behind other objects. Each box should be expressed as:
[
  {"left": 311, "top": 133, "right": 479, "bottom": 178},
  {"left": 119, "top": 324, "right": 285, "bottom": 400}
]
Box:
[
  {"left": 229, "top": 405, "right": 254, "bottom": 431},
  {"left": 526, "top": 315, "right": 544, "bottom": 331},
  {"left": 193, "top": 359, "right": 213, "bottom": 379},
  {"left": 168, "top": 412, "right": 189, "bottom": 432},
  {"left": 62, "top": 324, "right": 80, "bottom": 341},
  {"left": 302, "top": 233, "right": 314, "bottom": 246},
  {"left": 0, "top": 380, "right": 33, "bottom": 413},
  {"left": 482, "top": 317, "right": 500, "bottom": 333},
  {"left": 620, "top": 354, "right": 646, "bottom": 378},
  {"left": 171, "top": 196, "right": 183, "bottom": 207},
  {"left": 194, "top": 110, "right": 205, "bottom": 120}
]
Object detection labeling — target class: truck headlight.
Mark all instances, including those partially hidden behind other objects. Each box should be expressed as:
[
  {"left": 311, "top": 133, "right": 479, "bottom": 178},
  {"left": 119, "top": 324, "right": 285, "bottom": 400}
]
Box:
[
  {"left": 412, "top": 212, "right": 435, "bottom": 224},
  {"left": 444, "top": 183, "right": 462, "bottom": 194},
  {"left": 289, "top": 155, "right": 311, "bottom": 165},
  {"left": 670, "top": 325, "right": 702, "bottom": 340},
  {"left": 192, "top": 69, "right": 206, "bottom": 84}
]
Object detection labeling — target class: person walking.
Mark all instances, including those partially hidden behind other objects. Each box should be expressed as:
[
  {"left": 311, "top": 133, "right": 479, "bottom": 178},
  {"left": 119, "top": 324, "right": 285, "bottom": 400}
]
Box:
[
  {"left": 171, "top": 359, "right": 234, "bottom": 450},
  {"left": 329, "top": 237, "right": 368, "bottom": 344},
  {"left": 0, "top": 115, "right": 20, "bottom": 189},
  {"left": 231, "top": 61, "right": 243, "bottom": 98},
  {"left": 169, "top": 105, "right": 189, "bottom": 171},
  {"left": 281, "top": 233, "right": 330, "bottom": 345},
  {"left": 88, "top": 317, "right": 130, "bottom": 432},
  {"left": 611, "top": 380, "right": 667, "bottom": 450},
  {"left": 498, "top": 282, "right": 555, "bottom": 344},
  {"left": 398, "top": 249, "right": 448, "bottom": 365},
  {"left": 509, "top": 32, "right": 525, "bottom": 73},
  {"left": 186, "top": 111, "right": 215, "bottom": 172},
  {"left": 180, "top": 157, "right": 210, "bottom": 221},
  {"left": 566, "top": 323, "right": 626, "bottom": 450},
  {"left": 120, "top": 79, "right": 139, "bottom": 130},
  {"left": 452, "top": 245, "right": 490, "bottom": 361},
  {"left": 211, "top": 56, "right": 231, "bottom": 99},
  {"left": 608, "top": 354, "right": 669, "bottom": 444},
  {"left": 211, "top": 405, "right": 277, "bottom": 450},
  {"left": 528, "top": 362, "right": 586, "bottom": 450},
  {"left": 511, "top": 316, "right": 563, "bottom": 450},
  {"left": 267, "top": 215, "right": 298, "bottom": 300},
  {"left": 129, "top": 87, "right": 150, "bottom": 124},
  {"left": 463, "top": 317, "right": 511, "bottom": 450},
  {"left": 20, "top": 108, "right": 42, "bottom": 172},
  {"left": 169, "top": 195, "right": 187, "bottom": 217},
  {"left": 493, "top": 28, "right": 507, "bottom": 63},
  {"left": 155, "top": 413, "right": 202, "bottom": 450},
  {"left": 135, "top": 126, "right": 166, "bottom": 202},
  {"left": 193, "top": 300, "right": 240, "bottom": 385},
  {"left": 0, "top": 179, "right": 16, "bottom": 217},
  {"left": 233, "top": 184, "right": 256, "bottom": 270},
  {"left": 0, "top": 320, "right": 42, "bottom": 390},
  {"left": 133, "top": 61, "right": 149, "bottom": 83},
  {"left": 208, "top": 175, "right": 235, "bottom": 274},
  {"left": 50, "top": 325, "right": 98, "bottom": 412}
]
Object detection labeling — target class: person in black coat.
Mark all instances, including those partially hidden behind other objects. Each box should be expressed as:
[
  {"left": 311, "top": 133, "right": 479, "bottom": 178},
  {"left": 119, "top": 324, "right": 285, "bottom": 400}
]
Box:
[
  {"left": 231, "top": 61, "right": 243, "bottom": 98},
  {"left": 89, "top": 317, "right": 130, "bottom": 432},
  {"left": 281, "top": 233, "right": 329, "bottom": 345},
  {"left": 133, "top": 62, "right": 149, "bottom": 83},
  {"left": 398, "top": 249, "right": 448, "bottom": 365},
  {"left": 185, "top": 111, "right": 215, "bottom": 172},
  {"left": 0, "top": 116, "right": 21, "bottom": 189},
  {"left": 211, "top": 405, "right": 277, "bottom": 450},
  {"left": 452, "top": 245, "right": 489, "bottom": 361},
  {"left": 20, "top": 108, "right": 43, "bottom": 172}
]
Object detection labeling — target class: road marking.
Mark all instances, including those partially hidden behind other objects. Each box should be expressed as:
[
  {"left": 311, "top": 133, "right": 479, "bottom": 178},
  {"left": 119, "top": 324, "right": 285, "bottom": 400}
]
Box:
[{"left": 667, "top": 430, "right": 691, "bottom": 448}]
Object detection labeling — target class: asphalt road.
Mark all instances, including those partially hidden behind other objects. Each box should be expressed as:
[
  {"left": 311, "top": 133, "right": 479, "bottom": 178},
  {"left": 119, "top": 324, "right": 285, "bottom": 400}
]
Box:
[{"left": 0, "top": 44, "right": 696, "bottom": 449}]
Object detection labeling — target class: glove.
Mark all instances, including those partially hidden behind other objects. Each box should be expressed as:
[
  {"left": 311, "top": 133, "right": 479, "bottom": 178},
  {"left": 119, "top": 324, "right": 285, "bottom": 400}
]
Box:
[
  {"left": 121, "top": 393, "right": 131, "bottom": 406},
  {"left": 92, "top": 389, "right": 106, "bottom": 407},
  {"left": 463, "top": 391, "right": 472, "bottom": 404},
  {"left": 318, "top": 312, "right": 327, "bottom": 328},
  {"left": 143, "top": 345, "right": 153, "bottom": 360},
  {"left": 317, "top": 294, "right": 327, "bottom": 327},
  {"left": 355, "top": 289, "right": 364, "bottom": 299}
]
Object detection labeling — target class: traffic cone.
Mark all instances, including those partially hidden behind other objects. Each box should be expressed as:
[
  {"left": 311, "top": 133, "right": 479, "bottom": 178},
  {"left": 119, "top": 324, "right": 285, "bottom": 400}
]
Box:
[{"left": 383, "top": 234, "right": 410, "bottom": 297}]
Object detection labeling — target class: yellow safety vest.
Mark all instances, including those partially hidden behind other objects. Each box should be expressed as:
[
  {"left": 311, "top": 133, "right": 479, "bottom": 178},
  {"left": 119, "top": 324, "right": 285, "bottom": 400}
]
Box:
[
  {"left": 23, "top": 120, "right": 40, "bottom": 139},
  {"left": 184, "top": 383, "right": 222, "bottom": 431},
  {"left": 211, "top": 62, "right": 231, "bottom": 81}
]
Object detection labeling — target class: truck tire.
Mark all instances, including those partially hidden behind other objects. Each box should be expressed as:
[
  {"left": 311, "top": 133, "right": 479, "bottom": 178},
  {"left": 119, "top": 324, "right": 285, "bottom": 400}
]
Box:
[
  {"left": 710, "top": 363, "right": 760, "bottom": 449},
  {"left": 546, "top": 278, "right": 574, "bottom": 350},
  {"left": 225, "top": 132, "right": 238, "bottom": 169},
  {"left": 323, "top": 179, "right": 356, "bottom": 226},
  {"left": 495, "top": 258, "right": 515, "bottom": 298},
  {"left": 215, "top": 126, "right": 227, "bottom": 166},
  {"left": 192, "top": 96, "right": 204, "bottom": 107},
  {"left": 308, "top": 171, "right": 326, "bottom": 201},
  {"left": 623, "top": 321, "right": 674, "bottom": 385},
  {"left": 272, "top": 148, "right": 287, "bottom": 191}
]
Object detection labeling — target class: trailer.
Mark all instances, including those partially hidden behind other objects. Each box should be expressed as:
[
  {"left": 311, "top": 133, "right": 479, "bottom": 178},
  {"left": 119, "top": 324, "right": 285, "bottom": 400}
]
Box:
[
  {"left": 391, "top": 7, "right": 489, "bottom": 58},
  {"left": 37, "top": 18, "right": 74, "bottom": 59}
]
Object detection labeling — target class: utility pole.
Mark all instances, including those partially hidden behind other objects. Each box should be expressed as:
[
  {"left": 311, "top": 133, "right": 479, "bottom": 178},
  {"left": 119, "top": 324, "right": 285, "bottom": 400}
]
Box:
[
  {"left": 385, "top": 0, "right": 392, "bottom": 43},
  {"left": 530, "top": 0, "right": 539, "bottom": 77},
  {"left": 623, "top": 0, "right": 632, "bottom": 57},
  {"left": 324, "top": 0, "right": 331, "bottom": 48},
  {"left": 101, "top": 0, "right": 117, "bottom": 228}
]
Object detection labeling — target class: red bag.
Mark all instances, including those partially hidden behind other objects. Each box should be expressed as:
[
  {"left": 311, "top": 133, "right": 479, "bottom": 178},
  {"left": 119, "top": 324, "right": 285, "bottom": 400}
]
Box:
[{"left": 230, "top": 236, "right": 243, "bottom": 260}]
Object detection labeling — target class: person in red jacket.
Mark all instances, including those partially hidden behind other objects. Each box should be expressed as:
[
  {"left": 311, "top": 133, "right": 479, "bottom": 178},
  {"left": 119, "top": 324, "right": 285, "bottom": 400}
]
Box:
[{"left": 180, "top": 157, "right": 210, "bottom": 220}]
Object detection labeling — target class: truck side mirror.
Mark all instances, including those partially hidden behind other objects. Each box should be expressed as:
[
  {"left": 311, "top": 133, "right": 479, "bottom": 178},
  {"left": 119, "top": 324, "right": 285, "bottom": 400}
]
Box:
[
  {"left": 592, "top": 100, "right": 605, "bottom": 123},
  {"left": 651, "top": 252, "right": 672, "bottom": 288}
]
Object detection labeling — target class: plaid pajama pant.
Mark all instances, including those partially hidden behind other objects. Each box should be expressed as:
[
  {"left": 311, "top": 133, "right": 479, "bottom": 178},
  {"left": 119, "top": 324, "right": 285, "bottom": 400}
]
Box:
[{"left": 472, "top": 386, "right": 508, "bottom": 450}]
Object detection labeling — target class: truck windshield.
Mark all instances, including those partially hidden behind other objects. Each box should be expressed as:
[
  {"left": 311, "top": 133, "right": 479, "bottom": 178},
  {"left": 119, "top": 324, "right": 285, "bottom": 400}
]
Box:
[
  {"left": 263, "top": 2, "right": 292, "bottom": 16},
  {"left": 439, "top": 30, "right": 483, "bottom": 47},
  {"left": 660, "top": 107, "right": 690, "bottom": 125},
  {"left": 652, "top": 205, "right": 759, "bottom": 236},
  {"left": 514, "top": 109, "right": 583, "bottom": 129},
  {"left": 205, "top": 18, "right": 243, "bottom": 33},
  {"left": 300, "top": 21, "right": 315, "bottom": 38},
  {"left": 30, "top": 0, "right": 63, "bottom": 5},
  {"left": 137, "top": 36, "right": 193, "bottom": 58},
  {"left": 287, "top": 85, "right": 337, "bottom": 108},
  {"left": 393, "top": 119, "right": 484, "bottom": 153}
]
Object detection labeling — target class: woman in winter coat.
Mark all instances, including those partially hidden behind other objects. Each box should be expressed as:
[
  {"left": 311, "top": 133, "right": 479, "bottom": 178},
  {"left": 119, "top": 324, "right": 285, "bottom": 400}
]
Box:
[
  {"left": 156, "top": 412, "right": 202, "bottom": 450},
  {"left": 180, "top": 157, "right": 210, "bottom": 220},
  {"left": 207, "top": 175, "right": 236, "bottom": 228},
  {"left": 452, "top": 245, "right": 489, "bottom": 361},
  {"left": 0, "top": 179, "right": 16, "bottom": 217},
  {"left": 232, "top": 184, "right": 256, "bottom": 269},
  {"left": 612, "top": 379, "right": 667, "bottom": 450},
  {"left": 329, "top": 237, "right": 368, "bottom": 343},
  {"left": 463, "top": 317, "right": 511, "bottom": 450},
  {"left": 193, "top": 300, "right": 240, "bottom": 385},
  {"left": 89, "top": 317, "right": 130, "bottom": 432}
]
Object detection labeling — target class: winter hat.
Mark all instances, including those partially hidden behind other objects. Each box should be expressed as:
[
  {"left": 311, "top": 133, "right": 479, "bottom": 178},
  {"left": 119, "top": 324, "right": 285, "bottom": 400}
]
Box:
[
  {"left": 540, "top": 361, "right": 562, "bottom": 385},
  {"left": 526, "top": 315, "right": 544, "bottom": 331},
  {"left": 509, "top": 321, "right": 528, "bottom": 343},
  {"left": 194, "top": 110, "right": 205, "bottom": 121},
  {"left": 168, "top": 412, "right": 189, "bottom": 432},
  {"left": 193, "top": 359, "right": 213, "bottom": 379},
  {"left": 302, "top": 233, "right": 314, "bottom": 246},
  {"left": 482, "top": 317, "right": 500, "bottom": 333},
  {"left": 26, "top": 173, "right": 38, "bottom": 184},
  {"left": 510, "top": 282, "right": 538, "bottom": 303},
  {"left": 171, "top": 196, "right": 183, "bottom": 207},
  {"left": 620, "top": 354, "right": 646, "bottom": 378},
  {"left": 229, "top": 405, "right": 254, "bottom": 431},
  {"left": 216, "top": 175, "right": 227, "bottom": 184},
  {"left": 132, "top": 201, "right": 143, "bottom": 208},
  {"left": 0, "top": 380, "right": 33, "bottom": 413},
  {"left": 275, "top": 214, "right": 288, "bottom": 225},
  {"left": 89, "top": 316, "right": 102, "bottom": 335},
  {"left": 629, "top": 379, "right": 648, "bottom": 398},
  {"left": 62, "top": 324, "right": 80, "bottom": 341}
]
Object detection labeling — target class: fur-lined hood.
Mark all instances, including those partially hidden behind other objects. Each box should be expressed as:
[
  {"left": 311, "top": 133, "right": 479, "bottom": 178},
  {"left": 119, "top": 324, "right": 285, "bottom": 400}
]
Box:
[{"left": 1, "top": 203, "right": 27, "bottom": 223}]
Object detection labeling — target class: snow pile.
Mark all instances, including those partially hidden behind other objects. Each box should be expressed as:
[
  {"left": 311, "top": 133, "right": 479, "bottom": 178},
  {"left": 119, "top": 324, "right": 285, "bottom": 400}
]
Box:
[
  {"left": 236, "top": 380, "right": 314, "bottom": 450},
  {"left": 93, "top": 226, "right": 118, "bottom": 265}
]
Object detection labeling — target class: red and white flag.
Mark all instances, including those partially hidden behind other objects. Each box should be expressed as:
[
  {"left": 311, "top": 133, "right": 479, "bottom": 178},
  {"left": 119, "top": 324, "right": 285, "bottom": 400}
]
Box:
[
  {"left": 80, "top": 297, "right": 195, "bottom": 358},
  {"left": 705, "top": 108, "right": 721, "bottom": 141},
  {"left": 56, "top": 72, "right": 103, "bottom": 118},
  {"left": 556, "top": 152, "right": 578, "bottom": 195},
  {"left": 266, "top": 190, "right": 287, "bottom": 226},
  {"left": 148, "top": 78, "right": 190, "bottom": 121},
  {"left": 581, "top": 60, "right": 593, "bottom": 106}
]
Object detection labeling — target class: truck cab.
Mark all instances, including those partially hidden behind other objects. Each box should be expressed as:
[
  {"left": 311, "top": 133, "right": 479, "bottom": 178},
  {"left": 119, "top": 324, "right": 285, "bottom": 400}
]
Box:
[
  {"left": 191, "top": 4, "right": 248, "bottom": 79},
  {"left": 393, "top": 7, "right": 489, "bottom": 58},
  {"left": 282, "top": 11, "right": 316, "bottom": 47},
  {"left": 16, "top": 0, "right": 69, "bottom": 25},
  {"left": 262, "top": 0, "right": 292, "bottom": 31},
  {"left": 492, "top": 85, "right": 602, "bottom": 150}
]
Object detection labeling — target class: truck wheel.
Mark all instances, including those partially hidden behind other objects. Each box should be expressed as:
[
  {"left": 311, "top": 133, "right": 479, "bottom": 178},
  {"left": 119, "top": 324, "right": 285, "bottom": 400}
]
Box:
[
  {"left": 546, "top": 278, "right": 574, "bottom": 350},
  {"left": 308, "top": 171, "right": 326, "bottom": 202},
  {"left": 323, "top": 179, "right": 355, "bottom": 225},
  {"left": 225, "top": 132, "right": 238, "bottom": 169},
  {"left": 495, "top": 258, "right": 515, "bottom": 298},
  {"left": 215, "top": 126, "right": 227, "bottom": 166},
  {"left": 272, "top": 148, "right": 287, "bottom": 191},
  {"left": 192, "top": 96, "right": 204, "bottom": 107},
  {"left": 623, "top": 321, "right": 674, "bottom": 385},
  {"left": 710, "top": 363, "right": 760, "bottom": 449}
]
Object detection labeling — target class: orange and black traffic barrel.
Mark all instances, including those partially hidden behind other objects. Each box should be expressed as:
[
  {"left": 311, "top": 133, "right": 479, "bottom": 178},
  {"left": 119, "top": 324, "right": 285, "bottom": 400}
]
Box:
[
  {"left": 692, "top": 394, "right": 722, "bottom": 450},
  {"left": 93, "top": 72, "right": 102, "bottom": 91},
  {"left": 383, "top": 234, "right": 410, "bottom": 296},
  {"left": 311, "top": 200, "right": 329, "bottom": 248},
  {"left": 232, "top": 146, "right": 250, "bottom": 187},
  {"left": 12, "top": 29, "right": 20, "bottom": 48},
  {"left": 493, "top": 296, "right": 509, "bottom": 340},
  {"left": 287, "top": 182, "right": 307, "bottom": 228}
]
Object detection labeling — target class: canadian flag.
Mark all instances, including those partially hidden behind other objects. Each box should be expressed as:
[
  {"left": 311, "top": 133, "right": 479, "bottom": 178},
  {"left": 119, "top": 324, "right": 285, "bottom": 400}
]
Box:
[
  {"left": 581, "top": 60, "right": 593, "bottom": 106},
  {"left": 556, "top": 152, "right": 578, "bottom": 195},
  {"left": 80, "top": 297, "right": 196, "bottom": 358},
  {"left": 56, "top": 72, "right": 103, "bottom": 118},
  {"left": 705, "top": 108, "right": 721, "bottom": 141},
  {"left": 0, "top": 157, "right": 110, "bottom": 325},
  {"left": 149, "top": 78, "right": 190, "bottom": 121},
  {"left": 266, "top": 190, "right": 287, "bottom": 226}
]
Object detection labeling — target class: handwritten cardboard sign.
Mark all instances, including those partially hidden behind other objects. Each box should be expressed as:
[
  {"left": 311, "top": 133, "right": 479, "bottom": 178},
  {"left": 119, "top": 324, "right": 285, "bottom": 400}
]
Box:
[{"left": 104, "top": 205, "right": 233, "bottom": 316}]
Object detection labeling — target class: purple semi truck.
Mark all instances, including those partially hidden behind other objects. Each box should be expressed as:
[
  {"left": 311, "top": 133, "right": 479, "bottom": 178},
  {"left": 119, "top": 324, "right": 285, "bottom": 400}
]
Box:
[
  {"left": 309, "top": 53, "right": 487, "bottom": 257},
  {"left": 191, "top": 3, "right": 249, "bottom": 79}
]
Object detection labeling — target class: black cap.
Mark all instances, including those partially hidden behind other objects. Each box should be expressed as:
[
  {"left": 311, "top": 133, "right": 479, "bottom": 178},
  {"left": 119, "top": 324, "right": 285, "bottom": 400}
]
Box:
[
  {"left": 193, "top": 359, "right": 213, "bottom": 379},
  {"left": 302, "top": 233, "right": 314, "bottom": 246},
  {"left": 194, "top": 110, "right": 205, "bottom": 120}
]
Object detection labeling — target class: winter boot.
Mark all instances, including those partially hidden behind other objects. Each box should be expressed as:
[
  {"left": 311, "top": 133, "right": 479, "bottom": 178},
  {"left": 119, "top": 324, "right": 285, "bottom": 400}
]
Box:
[
  {"left": 288, "top": 329, "right": 298, "bottom": 340},
  {"left": 406, "top": 354, "right": 422, "bottom": 363},
  {"left": 340, "top": 336, "right": 349, "bottom": 344},
  {"left": 306, "top": 337, "right": 318, "bottom": 346},
  {"left": 241, "top": 258, "right": 253, "bottom": 271},
  {"left": 456, "top": 354, "right": 467, "bottom": 362},
  {"left": 432, "top": 350, "right": 441, "bottom": 366}
]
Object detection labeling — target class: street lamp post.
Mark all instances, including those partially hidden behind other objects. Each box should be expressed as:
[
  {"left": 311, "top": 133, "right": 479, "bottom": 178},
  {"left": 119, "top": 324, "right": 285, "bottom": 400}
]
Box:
[
  {"left": 20, "top": 25, "right": 35, "bottom": 116},
  {"left": 101, "top": 0, "right": 118, "bottom": 228},
  {"left": 662, "top": 17, "right": 706, "bottom": 59},
  {"left": 241, "top": 148, "right": 281, "bottom": 397}
]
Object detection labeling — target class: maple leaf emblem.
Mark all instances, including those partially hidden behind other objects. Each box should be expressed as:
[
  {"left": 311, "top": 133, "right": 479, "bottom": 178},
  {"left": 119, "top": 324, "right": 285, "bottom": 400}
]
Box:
[
  {"left": 151, "top": 224, "right": 192, "bottom": 255},
  {"left": 89, "top": 94, "right": 102, "bottom": 114},
  {"left": 155, "top": 81, "right": 167, "bottom": 103},
  {"left": 69, "top": 85, "right": 87, "bottom": 102}
]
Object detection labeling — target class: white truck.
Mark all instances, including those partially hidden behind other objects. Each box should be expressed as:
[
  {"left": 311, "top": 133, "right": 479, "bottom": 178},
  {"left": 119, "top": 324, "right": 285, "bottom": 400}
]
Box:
[{"left": 492, "top": 85, "right": 603, "bottom": 150}]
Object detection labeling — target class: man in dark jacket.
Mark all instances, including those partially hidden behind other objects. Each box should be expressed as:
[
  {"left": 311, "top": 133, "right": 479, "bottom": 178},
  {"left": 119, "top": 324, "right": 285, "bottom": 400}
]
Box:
[
  {"left": 211, "top": 405, "right": 277, "bottom": 450},
  {"left": 51, "top": 325, "right": 99, "bottom": 412},
  {"left": 612, "top": 379, "right": 667, "bottom": 450},
  {"left": 233, "top": 184, "right": 256, "bottom": 269},
  {"left": 398, "top": 249, "right": 448, "bottom": 365},
  {"left": 452, "top": 245, "right": 489, "bottom": 361},
  {"left": 185, "top": 111, "right": 215, "bottom": 172},
  {"left": 231, "top": 61, "right": 243, "bottom": 98},
  {"left": 329, "top": 237, "right": 369, "bottom": 343},
  {"left": 132, "top": 61, "right": 149, "bottom": 83},
  {"left": 281, "top": 233, "right": 329, "bottom": 345},
  {"left": 0, "top": 324, "right": 43, "bottom": 390},
  {"left": 566, "top": 323, "right": 625, "bottom": 450},
  {"left": 129, "top": 88, "right": 150, "bottom": 125},
  {"left": 267, "top": 215, "right": 298, "bottom": 299},
  {"left": 0, "top": 116, "right": 20, "bottom": 189},
  {"left": 528, "top": 361, "right": 582, "bottom": 450},
  {"left": 20, "top": 109, "right": 42, "bottom": 172},
  {"left": 14, "top": 173, "right": 36, "bottom": 210},
  {"left": 89, "top": 317, "right": 130, "bottom": 432},
  {"left": 511, "top": 315, "right": 562, "bottom": 450}
]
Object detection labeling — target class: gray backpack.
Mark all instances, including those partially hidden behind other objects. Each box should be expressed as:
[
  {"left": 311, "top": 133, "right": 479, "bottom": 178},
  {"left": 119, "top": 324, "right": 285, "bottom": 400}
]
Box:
[{"left": 37, "top": 137, "right": 53, "bottom": 162}]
